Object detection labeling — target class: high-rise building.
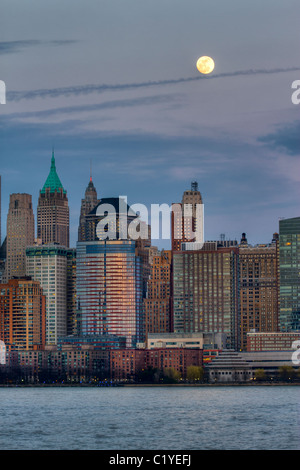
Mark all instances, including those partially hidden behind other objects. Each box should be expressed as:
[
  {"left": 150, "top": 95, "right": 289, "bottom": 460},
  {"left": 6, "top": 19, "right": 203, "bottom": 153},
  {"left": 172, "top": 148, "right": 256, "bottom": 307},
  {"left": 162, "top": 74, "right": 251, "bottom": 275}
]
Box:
[
  {"left": 279, "top": 217, "right": 300, "bottom": 332},
  {"left": 144, "top": 250, "right": 172, "bottom": 336},
  {"left": 26, "top": 244, "right": 68, "bottom": 345},
  {"left": 0, "top": 175, "right": 1, "bottom": 246},
  {"left": 171, "top": 181, "right": 203, "bottom": 251},
  {"left": 173, "top": 246, "right": 240, "bottom": 350},
  {"left": 0, "top": 237, "right": 6, "bottom": 283},
  {"left": 78, "top": 176, "right": 99, "bottom": 242},
  {"left": 66, "top": 248, "right": 77, "bottom": 336},
  {"left": 37, "top": 152, "right": 69, "bottom": 247},
  {"left": 0, "top": 278, "right": 46, "bottom": 351},
  {"left": 76, "top": 240, "right": 143, "bottom": 348},
  {"left": 82, "top": 196, "right": 138, "bottom": 243},
  {"left": 239, "top": 244, "right": 278, "bottom": 350},
  {"left": 6, "top": 193, "right": 35, "bottom": 280},
  {"left": 76, "top": 196, "right": 152, "bottom": 348}
]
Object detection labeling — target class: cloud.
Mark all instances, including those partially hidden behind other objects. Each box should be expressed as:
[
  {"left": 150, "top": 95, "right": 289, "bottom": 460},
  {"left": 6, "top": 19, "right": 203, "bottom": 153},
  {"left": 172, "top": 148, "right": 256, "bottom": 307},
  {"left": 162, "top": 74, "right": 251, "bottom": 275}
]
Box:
[
  {"left": 1, "top": 117, "right": 298, "bottom": 248},
  {"left": 5, "top": 94, "right": 182, "bottom": 120},
  {"left": 7, "top": 66, "right": 300, "bottom": 102},
  {"left": 0, "top": 39, "right": 77, "bottom": 55},
  {"left": 257, "top": 121, "right": 300, "bottom": 155}
]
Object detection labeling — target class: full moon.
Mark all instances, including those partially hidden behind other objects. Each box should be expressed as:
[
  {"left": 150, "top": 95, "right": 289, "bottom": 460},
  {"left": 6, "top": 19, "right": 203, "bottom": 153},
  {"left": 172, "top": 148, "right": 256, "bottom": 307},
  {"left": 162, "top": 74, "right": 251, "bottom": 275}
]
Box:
[{"left": 196, "top": 56, "right": 215, "bottom": 74}]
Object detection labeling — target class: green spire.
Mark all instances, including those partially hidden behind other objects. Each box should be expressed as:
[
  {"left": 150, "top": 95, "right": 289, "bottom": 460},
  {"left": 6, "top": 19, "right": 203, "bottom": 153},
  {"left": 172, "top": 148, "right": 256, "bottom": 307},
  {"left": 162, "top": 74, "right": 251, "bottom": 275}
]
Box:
[{"left": 41, "top": 150, "right": 66, "bottom": 194}]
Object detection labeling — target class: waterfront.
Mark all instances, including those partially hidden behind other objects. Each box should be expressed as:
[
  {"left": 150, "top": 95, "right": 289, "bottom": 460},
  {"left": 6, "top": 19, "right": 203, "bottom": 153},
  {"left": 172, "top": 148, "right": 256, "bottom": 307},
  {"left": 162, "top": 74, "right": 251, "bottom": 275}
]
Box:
[{"left": 0, "top": 385, "right": 299, "bottom": 450}]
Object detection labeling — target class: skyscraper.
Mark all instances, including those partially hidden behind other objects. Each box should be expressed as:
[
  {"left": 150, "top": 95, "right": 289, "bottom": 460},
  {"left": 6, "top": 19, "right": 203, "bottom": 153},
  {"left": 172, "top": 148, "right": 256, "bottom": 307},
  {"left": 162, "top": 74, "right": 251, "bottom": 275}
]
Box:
[
  {"left": 171, "top": 181, "right": 203, "bottom": 251},
  {"left": 144, "top": 250, "right": 172, "bottom": 336},
  {"left": 6, "top": 193, "right": 35, "bottom": 280},
  {"left": 66, "top": 248, "right": 77, "bottom": 336},
  {"left": 0, "top": 277, "right": 46, "bottom": 351},
  {"left": 279, "top": 217, "right": 300, "bottom": 332},
  {"left": 239, "top": 244, "right": 278, "bottom": 350},
  {"left": 76, "top": 239, "right": 143, "bottom": 348},
  {"left": 26, "top": 244, "right": 68, "bottom": 345},
  {"left": 78, "top": 175, "right": 99, "bottom": 242},
  {"left": 173, "top": 246, "right": 240, "bottom": 350},
  {"left": 37, "top": 152, "right": 69, "bottom": 247},
  {"left": 76, "top": 197, "right": 148, "bottom": 348},
  {"left": 0, "top": 175, "right": 1, "bottom": 246}
]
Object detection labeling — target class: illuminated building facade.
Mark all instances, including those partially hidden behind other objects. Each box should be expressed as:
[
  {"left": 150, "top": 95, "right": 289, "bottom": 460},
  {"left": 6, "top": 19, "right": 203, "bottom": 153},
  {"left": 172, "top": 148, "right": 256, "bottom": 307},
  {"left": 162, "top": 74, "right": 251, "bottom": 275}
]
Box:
[
  {"left": 0, "top": 278, "right": 46, "bottom": 351},
  {"left": 76, "top": 240, "right": 143, "bottom": 348},
  {"left": 144, "top": 250, "right": 172, "bottom": 336}
]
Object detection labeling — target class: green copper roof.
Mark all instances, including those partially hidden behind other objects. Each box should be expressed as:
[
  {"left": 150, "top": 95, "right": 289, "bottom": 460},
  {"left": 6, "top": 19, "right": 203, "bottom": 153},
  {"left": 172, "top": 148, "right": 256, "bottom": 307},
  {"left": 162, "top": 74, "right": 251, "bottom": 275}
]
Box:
[{"left": 41, "top": 152, "right": 66, "bottom": 194}]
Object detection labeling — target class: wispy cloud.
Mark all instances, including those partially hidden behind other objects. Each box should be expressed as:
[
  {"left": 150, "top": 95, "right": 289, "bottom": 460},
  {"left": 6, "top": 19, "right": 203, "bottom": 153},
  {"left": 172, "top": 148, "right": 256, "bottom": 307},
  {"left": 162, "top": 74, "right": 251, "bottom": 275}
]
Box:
[
  {"left": 5, "top": 94, "right": 182, "bottom": 120},
  {"left": 0, "top": 39, "right": 77, "bottom": 55},
  {"left": 7, "top": 67, "right": 300, "bottom": 102}
]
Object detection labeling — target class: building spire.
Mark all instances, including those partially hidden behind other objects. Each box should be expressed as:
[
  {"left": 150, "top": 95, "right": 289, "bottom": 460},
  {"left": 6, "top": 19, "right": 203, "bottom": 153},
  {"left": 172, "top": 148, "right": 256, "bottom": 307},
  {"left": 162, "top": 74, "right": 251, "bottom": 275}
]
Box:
[
  {"left": 51, "top": 147, "right": 55, "bottom": 169},
  {"left": 90, "top": 158, "right": 92, "bottom": 182},
  {"left": 41, "top": 150, "right": 66, "bottom": 195}
]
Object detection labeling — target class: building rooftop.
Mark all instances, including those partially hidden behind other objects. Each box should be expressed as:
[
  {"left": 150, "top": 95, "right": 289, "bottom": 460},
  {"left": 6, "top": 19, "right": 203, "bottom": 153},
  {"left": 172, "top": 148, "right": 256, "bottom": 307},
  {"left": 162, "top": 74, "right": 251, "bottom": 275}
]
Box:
[{"left": 41, "top": 152, "right": 66, "bottom": 195}]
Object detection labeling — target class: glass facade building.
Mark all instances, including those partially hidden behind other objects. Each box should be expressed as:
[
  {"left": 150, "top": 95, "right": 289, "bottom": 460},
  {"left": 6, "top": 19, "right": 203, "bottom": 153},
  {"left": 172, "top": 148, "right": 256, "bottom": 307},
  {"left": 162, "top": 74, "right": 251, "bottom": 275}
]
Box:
[
  {"left": 76, "top": 240, "right": 143, "bottom": 348},
  {"left": 279, "top": 217, "right": 300, "bottom": 332}
]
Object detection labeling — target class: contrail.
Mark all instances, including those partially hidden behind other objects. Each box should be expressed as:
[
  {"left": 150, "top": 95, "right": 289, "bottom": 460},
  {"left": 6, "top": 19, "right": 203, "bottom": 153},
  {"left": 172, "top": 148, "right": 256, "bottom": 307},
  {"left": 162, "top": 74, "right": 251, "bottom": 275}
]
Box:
[{"left": 7, "top": 66, "right": 300, "bottom": 102}]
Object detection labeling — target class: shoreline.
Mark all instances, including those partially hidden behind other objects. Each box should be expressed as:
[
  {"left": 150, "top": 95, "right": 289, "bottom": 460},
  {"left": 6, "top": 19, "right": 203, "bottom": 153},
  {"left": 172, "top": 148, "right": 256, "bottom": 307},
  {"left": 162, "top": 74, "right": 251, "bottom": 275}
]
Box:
[{"left": 0, "top": 382, "right": 299, "bottom": 388}]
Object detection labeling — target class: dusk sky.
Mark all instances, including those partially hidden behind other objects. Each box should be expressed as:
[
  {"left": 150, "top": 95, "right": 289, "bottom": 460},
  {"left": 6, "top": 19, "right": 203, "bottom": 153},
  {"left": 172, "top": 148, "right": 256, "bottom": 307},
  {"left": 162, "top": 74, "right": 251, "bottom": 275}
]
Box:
[{"left": 1, "top": 0, "right": 299, "bottom": 249}]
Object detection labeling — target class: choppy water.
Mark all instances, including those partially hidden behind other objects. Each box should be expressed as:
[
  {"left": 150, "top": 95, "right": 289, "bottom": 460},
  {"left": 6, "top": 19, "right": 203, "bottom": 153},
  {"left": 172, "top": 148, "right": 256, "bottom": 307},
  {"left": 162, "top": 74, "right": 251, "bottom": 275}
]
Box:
[{"left": 0, "top": 385, "right": 299, "bottom": 450}]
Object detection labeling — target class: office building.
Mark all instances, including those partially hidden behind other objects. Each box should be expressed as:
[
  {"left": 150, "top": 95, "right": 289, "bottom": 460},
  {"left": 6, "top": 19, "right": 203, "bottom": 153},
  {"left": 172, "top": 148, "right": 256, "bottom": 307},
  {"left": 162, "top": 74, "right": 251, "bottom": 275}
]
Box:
[
  {"left": 0, "top": 238, "right": 6, "bottom": 283},
  {"left": 0, "top": 278, "right": 46, "bottom": 351},
  {"left": 0, "top": 175, "right": 1, "bottom": 245},
  {"left": 6, "top": 193, "right": 35, "bottom": 280},
  {"left": 173, "top": 246, "right": 240, "bottom": 350},
  {"left": 78, "top": 175, "right": 99, "bottom": 242},
  {"left": 66, "top": 248, "right": 77, "bottom": 336},
  {"left": 239, "top": 244, "right": 278, "bottom": 350},
  {"left": 26, "top": 244, "right": 68, "bottom": 345},
  {"left": 279, "top": 217, "right": 300, "bottom": 331},
  {"left": 171, "top": 181, "right": 203, "bottom": 251},
  {"left": 246, "top": 331, "right": 300, "bottom": 351},
  {"left": 76, "top": 240, "right": 143, "bottom": 348},
  {"left": 144, "top": 250, "right": 172, "bottom": 336},
  {"left": 37, "top": 152, "right": 69, "bottom": 247},
  {"left": 110, "top": 347, "right": 203, "bottom": 382}
]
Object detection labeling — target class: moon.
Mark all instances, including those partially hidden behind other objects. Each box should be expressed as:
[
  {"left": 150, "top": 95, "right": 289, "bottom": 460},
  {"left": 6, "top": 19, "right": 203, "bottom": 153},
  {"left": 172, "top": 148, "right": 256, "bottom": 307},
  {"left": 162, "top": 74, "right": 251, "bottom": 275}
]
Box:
[{"left": 196, "top": 56, "right": 215, "bottom": 74}]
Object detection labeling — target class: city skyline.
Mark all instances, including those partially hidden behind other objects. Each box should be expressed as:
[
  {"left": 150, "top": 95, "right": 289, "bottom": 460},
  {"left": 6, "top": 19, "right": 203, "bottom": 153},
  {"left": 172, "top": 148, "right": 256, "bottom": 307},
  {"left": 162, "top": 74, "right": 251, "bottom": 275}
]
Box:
[
  {"left": 1, "top": 1, "right": 300, "bottom": 454},
  {"left": 0, "top": 150, "right": 296, "bottom": 250},
  {"left": 1, "top": 0, "right": 299, "bottom": 248}
]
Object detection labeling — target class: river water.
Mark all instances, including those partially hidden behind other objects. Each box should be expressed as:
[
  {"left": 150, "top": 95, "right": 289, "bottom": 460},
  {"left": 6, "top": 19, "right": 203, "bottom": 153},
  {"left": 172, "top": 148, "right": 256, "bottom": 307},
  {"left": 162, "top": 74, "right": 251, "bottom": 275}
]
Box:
[{"left": 0, "top": 385, "right": 299, "bottom": 450}]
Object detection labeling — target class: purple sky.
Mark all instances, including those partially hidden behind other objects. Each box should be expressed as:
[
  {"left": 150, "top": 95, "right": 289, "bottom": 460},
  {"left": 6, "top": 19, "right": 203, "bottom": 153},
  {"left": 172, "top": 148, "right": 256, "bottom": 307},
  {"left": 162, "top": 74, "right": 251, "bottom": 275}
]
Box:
[{"left": 1, "top": 0, "right": 299, "bottom": 249}]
